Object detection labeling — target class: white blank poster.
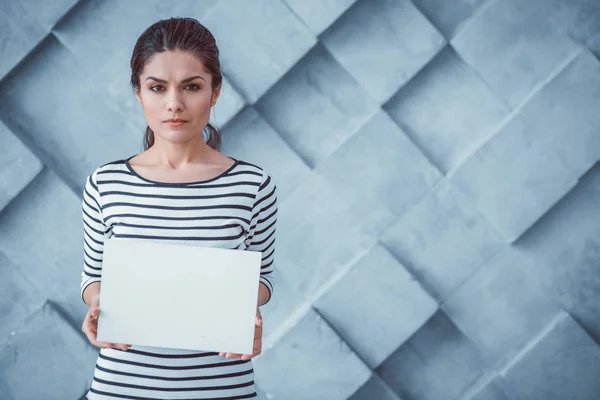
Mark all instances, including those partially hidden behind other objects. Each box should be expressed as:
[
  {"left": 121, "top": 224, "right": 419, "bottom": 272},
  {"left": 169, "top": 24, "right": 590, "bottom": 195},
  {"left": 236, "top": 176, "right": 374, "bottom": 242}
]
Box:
[{"left": 96, "top": 237, "right": 262, "bottom": 355}]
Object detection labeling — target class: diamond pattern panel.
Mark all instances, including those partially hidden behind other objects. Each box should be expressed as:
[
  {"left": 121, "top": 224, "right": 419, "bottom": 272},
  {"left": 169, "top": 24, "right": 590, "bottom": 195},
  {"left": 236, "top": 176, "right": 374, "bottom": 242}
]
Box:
[
  {"left": 321, "top": 0, "right": 446, "bottom": 104},
  {"left": 314, "top": 244, "right": 438, "bottom": 368},
  {"left": 255, "top": 43, "right": 379, "bottom": 168}
]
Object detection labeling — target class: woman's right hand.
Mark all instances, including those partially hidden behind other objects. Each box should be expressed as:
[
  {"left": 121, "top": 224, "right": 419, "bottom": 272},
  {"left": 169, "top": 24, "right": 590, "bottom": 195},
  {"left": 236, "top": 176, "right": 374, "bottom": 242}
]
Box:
[{"left": 82, "top": 302, "right": 132, "bottom": 351}]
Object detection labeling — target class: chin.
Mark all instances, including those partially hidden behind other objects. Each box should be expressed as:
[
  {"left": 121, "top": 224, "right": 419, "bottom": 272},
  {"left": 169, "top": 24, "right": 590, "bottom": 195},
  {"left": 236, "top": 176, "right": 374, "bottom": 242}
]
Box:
[{"left": 155, "top": 130, "right": 193, "bottom": 141}]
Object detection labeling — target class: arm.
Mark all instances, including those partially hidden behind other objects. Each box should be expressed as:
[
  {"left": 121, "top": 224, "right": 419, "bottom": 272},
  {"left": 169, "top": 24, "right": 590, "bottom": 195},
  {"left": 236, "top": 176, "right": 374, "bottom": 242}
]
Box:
[
  {"left": 80, "top": 170, "right": 108, "bottom": 306},
  {"left": 257, "top": 282, "right": 270, "bottom": 307},
  {"left": 83, "top": 281, "right": 101, "bottom": 307},
  {"left": 246, "top": 171, "right": 278, "bottom": 307}
]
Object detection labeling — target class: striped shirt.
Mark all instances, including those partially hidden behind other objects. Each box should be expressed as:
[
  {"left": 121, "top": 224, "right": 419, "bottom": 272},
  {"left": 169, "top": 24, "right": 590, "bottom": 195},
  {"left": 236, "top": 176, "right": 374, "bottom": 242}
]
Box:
[{"left": 80, "top": 155, "right": 278, "bottom": 399}]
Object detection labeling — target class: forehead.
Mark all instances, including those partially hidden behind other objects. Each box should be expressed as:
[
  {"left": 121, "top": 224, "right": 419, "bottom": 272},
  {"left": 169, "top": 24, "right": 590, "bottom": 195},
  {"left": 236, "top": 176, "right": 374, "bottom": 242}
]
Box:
[{"left": 141, "top": 50, "right": 209, "bottom": 78}]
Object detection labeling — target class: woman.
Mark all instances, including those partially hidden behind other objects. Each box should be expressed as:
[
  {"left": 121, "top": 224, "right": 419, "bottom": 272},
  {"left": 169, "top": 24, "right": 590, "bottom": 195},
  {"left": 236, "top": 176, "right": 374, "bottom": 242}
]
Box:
[{"left": 80, "top": 17, "right": 278, "bottom": 399}]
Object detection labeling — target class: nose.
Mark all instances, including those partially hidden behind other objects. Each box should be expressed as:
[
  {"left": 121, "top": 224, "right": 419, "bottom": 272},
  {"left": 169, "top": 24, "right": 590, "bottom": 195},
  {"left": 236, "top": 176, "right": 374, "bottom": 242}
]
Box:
[{"left": 166, "top": 90, "right": 184, "bottom": 113}]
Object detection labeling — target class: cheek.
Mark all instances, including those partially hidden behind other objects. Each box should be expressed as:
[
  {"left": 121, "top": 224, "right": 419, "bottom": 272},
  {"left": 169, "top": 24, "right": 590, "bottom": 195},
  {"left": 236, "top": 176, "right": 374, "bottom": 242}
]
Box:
[
  {"left": 196, "top": 91, "right": 213, "bottom": 107},
  {"left": 144, "top": 96, "right": 164, "bottom": 115},
  {"left": 142, "top": 96, "right": 163, "bottom": 118},
  {"left": 190, "top": 93, "right": 213, "bottom": 116}
]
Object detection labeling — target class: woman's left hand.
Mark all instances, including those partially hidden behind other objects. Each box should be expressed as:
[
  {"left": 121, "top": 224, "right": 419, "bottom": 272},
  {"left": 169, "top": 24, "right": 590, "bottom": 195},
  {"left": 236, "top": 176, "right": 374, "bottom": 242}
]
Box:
[{"left": 219, "top": 307, "right": 262, "bottom": 360}]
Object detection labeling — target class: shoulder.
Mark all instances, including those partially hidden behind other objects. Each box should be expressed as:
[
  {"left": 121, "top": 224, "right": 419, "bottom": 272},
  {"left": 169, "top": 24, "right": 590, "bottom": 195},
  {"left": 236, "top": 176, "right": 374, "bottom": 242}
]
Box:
[
  {"left": 97, "top": 157, "right": 127, "bottom": 173},
  {"left": 85, "top": 158, "right": 128, "bottom": 189},
  {"left": 235, "top": 158, "right": 276, "bottom": 190},
  {"left": 88, "top": 157, "right": 127, "bottom": 178}
]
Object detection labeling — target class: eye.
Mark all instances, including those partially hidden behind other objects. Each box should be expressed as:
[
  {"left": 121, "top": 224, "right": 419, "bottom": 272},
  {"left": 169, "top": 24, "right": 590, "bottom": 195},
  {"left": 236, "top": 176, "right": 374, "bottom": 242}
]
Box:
[{"left": 149, "top": 84, "right": 200, "bottom": 92}]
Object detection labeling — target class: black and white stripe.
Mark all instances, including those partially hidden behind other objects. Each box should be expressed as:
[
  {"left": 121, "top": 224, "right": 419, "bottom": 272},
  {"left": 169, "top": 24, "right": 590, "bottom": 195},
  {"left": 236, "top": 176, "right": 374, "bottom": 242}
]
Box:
[{"left": 80, "top": 156, "right": 278, "bottom": 399}]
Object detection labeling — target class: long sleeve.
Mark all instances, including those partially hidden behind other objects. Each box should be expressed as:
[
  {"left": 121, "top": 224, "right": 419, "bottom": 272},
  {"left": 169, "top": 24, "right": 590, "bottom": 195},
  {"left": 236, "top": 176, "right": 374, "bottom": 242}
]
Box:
[
  {"left": 245, "top": 170, "right": 278, "bottom": 305},
  {"left": 80, "top": 169, "right": 109, "bottom": 304}
]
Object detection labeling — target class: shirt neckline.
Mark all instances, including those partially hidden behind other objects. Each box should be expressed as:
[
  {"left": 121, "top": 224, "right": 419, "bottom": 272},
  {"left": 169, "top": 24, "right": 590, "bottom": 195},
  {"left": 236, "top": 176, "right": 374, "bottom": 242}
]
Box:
[{"left": 124, "top": 155, "right": 240, "bottom": 186}]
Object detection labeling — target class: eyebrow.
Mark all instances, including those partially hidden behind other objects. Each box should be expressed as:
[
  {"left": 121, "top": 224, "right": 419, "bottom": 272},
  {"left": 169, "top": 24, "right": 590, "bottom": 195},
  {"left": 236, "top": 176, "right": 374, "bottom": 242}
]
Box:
[{"left": 145, "top": 75, "right": 206, "bottom": 84}]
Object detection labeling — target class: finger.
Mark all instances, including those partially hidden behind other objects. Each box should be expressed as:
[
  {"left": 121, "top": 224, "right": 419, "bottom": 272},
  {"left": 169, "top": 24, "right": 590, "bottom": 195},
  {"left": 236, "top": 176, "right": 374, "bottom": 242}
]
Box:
[
  {"left": 87, "top": 320, "right": 100, "bottom": 339},
  {"left": 91, "top": 339, "right": 112, "bottom": 349},
  {"left": 87, "top": 326, "right": 109, "bottom": 349},
  {"left": 89, "top": 312, "right": 125, "bottom": 350},
  {"left": 244, "top": 346, "right": 258, "bottom": 359},
  {"left": 107, "top": 343, "right": 130, "bottom": 351},
  {"left": 100, "top": 342, "right": 125, "bottom": 350},
  {"left": 83, "top": 316, "right": 129, "bottom": 351},
  {"left": 82, "top": 317, "right": 99, "bottom": 344},
  {"left": 242, "top": 346, "right": 260, "bottom": 360},
  {"left": 82, "top": 327, "right": 97, "bottom": 345},
  {"left": 87, "top": 311, "right": 99, "bottom": 328},
  {"left": 85, "top": 317, "right": 97, "bottom": 332},
  {"left": 83, "top": 307, "right": 107, "bottom": 349}
]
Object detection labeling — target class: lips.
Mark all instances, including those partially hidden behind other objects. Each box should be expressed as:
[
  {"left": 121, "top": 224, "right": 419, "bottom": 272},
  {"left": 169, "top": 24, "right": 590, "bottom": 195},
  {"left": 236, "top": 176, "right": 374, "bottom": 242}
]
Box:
[
  {"left": 164, "top": 118, "right": 188, "bottom": 126},
  {"left": 164, "top": 121, "right": 186, "bottom": 127}
]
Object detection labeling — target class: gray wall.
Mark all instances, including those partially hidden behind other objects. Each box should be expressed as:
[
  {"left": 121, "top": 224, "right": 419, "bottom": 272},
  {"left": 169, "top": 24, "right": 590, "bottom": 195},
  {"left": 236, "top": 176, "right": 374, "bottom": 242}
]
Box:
[{"left": 1, "top": 0, "right": 600, "bottom": 399}]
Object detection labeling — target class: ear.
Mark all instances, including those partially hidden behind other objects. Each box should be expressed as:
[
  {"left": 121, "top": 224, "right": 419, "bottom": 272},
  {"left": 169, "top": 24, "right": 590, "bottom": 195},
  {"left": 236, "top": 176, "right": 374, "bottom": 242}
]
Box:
[
  {"left": 211, "top": 85, "right": 221, "bottom": 107},
  {"left": 135, "top": 89, "right": 143, "bottom": 105}
]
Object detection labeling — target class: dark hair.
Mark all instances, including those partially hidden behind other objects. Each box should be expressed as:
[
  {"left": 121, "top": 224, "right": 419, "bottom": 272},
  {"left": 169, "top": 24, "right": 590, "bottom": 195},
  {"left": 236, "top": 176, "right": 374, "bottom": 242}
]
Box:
[{"left": 130, "top": 17, "right": 222, "bottom": 151}]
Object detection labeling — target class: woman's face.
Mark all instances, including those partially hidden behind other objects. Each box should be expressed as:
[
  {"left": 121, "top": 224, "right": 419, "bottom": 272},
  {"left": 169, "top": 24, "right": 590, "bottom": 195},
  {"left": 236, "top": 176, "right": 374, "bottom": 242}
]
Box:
[{"left": 135, "top": 50, "right": 220, "bottom": 145}]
